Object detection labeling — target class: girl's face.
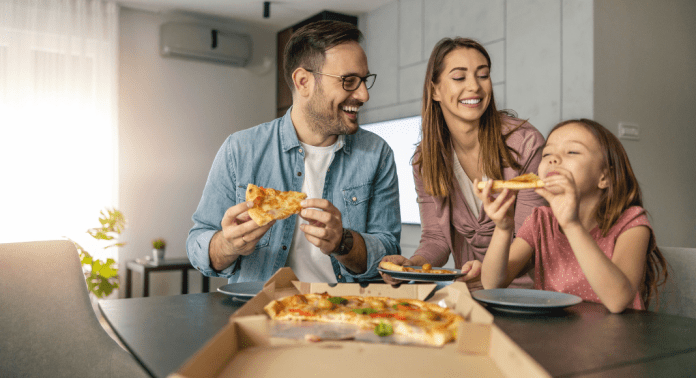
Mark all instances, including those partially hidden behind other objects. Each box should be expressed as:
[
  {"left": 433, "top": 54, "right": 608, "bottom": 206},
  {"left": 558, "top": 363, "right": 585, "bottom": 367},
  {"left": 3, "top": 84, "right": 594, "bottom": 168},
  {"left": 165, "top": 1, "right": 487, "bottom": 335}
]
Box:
[
  {"left": 539, "top": 123, "right": 608, "bottom": 195},
  {"left": 432, "top": 47, "right": 492, "bottom": 128}
]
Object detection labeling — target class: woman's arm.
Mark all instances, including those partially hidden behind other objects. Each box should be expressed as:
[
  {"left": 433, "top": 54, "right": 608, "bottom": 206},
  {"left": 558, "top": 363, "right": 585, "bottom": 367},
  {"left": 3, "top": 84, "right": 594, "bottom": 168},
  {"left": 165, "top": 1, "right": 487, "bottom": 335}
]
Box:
[{"left": 410, "top": 162, "right": 452, "bottom": 267}]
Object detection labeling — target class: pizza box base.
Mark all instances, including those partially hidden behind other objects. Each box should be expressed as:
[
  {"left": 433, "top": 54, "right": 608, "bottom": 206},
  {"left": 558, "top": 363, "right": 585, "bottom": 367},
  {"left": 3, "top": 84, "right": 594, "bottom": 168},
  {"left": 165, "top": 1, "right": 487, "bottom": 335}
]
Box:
[{"left": 170, "top": 268, "right": 550, "bottom": 378}]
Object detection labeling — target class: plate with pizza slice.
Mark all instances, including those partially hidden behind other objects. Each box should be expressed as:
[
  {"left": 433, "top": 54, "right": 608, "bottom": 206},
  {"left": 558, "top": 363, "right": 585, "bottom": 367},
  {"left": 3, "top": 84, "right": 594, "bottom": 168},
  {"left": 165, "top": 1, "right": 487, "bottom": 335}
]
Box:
[{"left": 377, "top": 261, "right": 465, "bottom": 282}]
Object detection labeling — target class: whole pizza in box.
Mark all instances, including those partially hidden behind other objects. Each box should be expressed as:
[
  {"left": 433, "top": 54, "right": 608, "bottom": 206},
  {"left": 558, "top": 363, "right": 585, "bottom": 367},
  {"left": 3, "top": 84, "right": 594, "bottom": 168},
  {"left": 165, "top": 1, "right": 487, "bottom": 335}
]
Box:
[{"left": 264, "top": 292, "right": 464, "bottom": 347}]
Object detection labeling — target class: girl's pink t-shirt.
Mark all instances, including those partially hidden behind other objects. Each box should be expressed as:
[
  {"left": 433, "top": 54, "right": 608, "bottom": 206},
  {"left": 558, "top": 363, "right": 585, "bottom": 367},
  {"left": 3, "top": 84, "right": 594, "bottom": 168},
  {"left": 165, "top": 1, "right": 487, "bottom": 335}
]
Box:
[{"left": 516, "top": 206, "right": 651, "bottom": 310}]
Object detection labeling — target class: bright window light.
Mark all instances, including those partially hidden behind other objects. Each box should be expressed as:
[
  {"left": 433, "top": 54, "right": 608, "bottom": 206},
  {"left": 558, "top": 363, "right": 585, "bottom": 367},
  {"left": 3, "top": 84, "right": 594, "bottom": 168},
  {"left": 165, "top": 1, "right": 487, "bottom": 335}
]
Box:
[{"left": 362, "top": 116, "right": 422, "bottom": 224}]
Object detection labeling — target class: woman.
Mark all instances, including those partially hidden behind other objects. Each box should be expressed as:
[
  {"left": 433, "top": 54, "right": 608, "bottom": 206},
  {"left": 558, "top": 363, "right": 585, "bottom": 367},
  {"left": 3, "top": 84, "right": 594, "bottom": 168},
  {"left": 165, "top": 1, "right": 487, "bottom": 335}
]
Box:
[{"left": 380, "top": 38, "right": 546, "bottom": 289}]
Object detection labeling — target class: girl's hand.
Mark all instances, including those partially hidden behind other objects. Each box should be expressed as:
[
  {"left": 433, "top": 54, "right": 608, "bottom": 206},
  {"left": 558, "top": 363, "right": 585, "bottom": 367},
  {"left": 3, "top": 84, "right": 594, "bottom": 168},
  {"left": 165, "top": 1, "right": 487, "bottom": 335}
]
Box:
[
  {"left": 535, "top": 168, "right": 580, "bottom": 228},
  {"left": 474, "top": 179, "right": 517, "bottom": 231}
]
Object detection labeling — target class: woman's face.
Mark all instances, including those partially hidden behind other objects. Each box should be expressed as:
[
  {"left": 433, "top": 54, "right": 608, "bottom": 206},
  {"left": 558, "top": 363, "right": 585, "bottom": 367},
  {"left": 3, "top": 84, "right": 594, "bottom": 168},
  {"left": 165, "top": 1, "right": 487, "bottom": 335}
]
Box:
[{"left": 432, "top": 47, "right": 492, "bottom": 129}]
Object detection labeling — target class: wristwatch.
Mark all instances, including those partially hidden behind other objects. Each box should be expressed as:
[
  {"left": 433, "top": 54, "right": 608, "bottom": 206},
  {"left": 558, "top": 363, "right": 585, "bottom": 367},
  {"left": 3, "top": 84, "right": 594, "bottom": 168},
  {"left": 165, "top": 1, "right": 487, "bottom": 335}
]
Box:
[{"left": 331, "top": 228, "right": 354, "bottom": 256}]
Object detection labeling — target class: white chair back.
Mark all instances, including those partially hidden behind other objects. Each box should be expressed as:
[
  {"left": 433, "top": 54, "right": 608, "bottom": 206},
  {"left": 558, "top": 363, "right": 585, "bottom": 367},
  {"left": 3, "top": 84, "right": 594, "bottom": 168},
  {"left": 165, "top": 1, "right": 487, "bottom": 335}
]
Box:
[{"left": 653, "top": 246, "right": 696, "bottom": 319}]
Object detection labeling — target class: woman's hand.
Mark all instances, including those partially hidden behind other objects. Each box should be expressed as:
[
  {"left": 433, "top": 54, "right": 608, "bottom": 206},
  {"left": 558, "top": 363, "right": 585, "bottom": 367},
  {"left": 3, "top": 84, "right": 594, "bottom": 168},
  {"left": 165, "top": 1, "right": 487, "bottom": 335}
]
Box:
[
  {"left": 473, "top": 179, "right": 517, "bottom": 231},
  {"left": 378, "top": 255, "right": 414, "bottom": 286},
  {"left": 535, "top": 168, "right": 580, "bottom": 229},
  {"left": 455, "top": 259, "right": 482, "bottom": 288}
]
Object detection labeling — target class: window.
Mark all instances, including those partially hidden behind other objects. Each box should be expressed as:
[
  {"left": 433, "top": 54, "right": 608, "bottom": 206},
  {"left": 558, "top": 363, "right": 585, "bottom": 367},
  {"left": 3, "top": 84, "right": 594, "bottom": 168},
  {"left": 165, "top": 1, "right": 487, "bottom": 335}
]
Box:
[
  {"left": 362, "top": 116, "right": 422, "bottom": 224},
  {"left": 0, "top": 0, "right": 118, "bottom": 257}
]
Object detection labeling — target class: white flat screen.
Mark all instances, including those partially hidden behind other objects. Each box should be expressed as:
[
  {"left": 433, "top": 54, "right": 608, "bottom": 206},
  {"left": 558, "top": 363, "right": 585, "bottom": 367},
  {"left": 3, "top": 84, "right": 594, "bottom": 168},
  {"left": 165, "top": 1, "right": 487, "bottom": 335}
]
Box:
[{"left": 361, "top": 116, "right": 422, "bottom": 224}]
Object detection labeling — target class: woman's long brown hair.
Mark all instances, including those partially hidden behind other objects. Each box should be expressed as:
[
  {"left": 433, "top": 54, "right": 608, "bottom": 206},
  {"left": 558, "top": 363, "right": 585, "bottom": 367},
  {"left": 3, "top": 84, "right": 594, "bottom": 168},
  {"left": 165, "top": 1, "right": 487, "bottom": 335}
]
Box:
[
  {"left": 415, "top": 37, "right": 522, "bottom": 197},
  {"left": 549, "top": 119, "right": 669, "bottom": 308}
]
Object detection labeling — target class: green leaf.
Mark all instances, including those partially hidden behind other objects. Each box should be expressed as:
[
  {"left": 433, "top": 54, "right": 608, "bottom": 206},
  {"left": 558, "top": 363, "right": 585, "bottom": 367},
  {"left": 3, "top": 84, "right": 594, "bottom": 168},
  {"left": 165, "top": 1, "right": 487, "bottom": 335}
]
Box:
[{"left": 69, "top": 207, "right": 126, "bottom": 299}]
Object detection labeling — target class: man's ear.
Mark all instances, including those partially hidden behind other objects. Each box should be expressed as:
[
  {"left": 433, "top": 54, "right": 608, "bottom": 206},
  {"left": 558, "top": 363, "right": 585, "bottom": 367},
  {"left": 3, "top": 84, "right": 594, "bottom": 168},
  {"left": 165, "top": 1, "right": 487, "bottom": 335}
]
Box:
[
  {"left": 292, "top": 68, "right": 313, "bottom": 98},
  {"left": 598, "top": 170, "right": 610, "bottom": 189}
]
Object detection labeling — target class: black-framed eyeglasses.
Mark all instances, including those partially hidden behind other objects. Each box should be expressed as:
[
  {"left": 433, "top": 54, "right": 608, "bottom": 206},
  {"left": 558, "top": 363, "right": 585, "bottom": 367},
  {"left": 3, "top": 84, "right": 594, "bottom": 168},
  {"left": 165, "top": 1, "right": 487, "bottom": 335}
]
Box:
[{"left": 306, "top": 69, "right": 377, "bottom": 91}]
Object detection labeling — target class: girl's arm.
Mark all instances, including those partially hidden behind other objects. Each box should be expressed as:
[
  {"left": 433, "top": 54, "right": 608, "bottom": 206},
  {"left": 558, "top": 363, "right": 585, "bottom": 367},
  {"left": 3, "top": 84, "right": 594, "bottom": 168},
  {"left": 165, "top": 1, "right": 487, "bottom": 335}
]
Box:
[
  {"left": 482, "top": 228, "right": 534, "bottom": 289},
  {"left": 562, "top": 223, "right": 649, "bottom": 313},
  {"left": 474, "top": 180, "right": 533, "bottom": 289}
]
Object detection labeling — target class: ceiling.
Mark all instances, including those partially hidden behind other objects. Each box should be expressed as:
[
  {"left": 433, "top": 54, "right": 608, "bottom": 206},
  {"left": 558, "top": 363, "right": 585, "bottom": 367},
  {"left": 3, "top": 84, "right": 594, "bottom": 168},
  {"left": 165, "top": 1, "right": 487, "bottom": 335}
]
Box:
[{"left": 116, "top": 0, "right": 394, "bottom": 32}]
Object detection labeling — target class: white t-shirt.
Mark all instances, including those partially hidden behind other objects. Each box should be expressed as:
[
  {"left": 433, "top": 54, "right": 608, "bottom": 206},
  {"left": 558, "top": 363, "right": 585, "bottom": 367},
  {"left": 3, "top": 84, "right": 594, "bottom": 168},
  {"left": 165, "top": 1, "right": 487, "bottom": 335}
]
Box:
[
  {"left": 452, "top": 150, "right": 484, "bottom": 219},
  {"left": 285, "top": 136, "right": 344, "bottom": 283}
]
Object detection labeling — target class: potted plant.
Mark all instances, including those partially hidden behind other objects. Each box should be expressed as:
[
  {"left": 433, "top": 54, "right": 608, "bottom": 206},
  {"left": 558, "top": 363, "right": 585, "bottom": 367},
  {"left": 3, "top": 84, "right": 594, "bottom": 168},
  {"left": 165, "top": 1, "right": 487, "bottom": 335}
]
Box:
[
  {"left": 152, "top": 238, "right": 166, "bottom": 264},
  {"left": 68, "top": 208, "right": 125, "bottom": 302}
]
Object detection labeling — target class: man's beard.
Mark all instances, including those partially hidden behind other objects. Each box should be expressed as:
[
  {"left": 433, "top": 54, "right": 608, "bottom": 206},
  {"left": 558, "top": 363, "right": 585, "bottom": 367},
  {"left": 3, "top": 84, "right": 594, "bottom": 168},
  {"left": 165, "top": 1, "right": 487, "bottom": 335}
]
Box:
[{"left": 304, "top": 84, "right": 358, "bottom": 138}]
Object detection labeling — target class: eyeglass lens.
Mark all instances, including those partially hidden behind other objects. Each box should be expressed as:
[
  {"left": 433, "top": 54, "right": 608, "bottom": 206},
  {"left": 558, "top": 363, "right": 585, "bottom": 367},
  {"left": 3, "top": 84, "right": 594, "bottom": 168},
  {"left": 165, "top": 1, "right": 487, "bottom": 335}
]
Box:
[{"left": 343, "top": 75, "right": 376, "bottom": 91}]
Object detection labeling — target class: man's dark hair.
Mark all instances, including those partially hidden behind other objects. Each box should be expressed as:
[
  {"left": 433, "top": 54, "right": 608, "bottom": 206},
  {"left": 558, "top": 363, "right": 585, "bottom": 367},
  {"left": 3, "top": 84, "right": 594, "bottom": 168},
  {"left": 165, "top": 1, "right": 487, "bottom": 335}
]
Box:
[{"left": 283, "top": 20, "right": 363, "bottom": 92}]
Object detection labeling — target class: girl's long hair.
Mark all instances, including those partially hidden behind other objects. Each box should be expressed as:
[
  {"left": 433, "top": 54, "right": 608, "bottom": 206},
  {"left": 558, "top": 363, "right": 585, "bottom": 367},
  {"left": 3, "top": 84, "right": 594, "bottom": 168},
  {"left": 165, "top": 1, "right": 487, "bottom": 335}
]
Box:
[
  {"left": 414, "top": 37, "right": 523, "bottom": 198},
  {"left": 549, "top": 119, "right": 668, "bottom": 308}
]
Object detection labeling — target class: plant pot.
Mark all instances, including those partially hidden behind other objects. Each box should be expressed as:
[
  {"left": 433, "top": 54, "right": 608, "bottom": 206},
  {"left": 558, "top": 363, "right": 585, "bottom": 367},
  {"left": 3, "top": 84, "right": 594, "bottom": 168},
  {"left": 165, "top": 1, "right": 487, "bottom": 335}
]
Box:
[{"left": 152, "top": 248, "right": 165, "bottom": 264}]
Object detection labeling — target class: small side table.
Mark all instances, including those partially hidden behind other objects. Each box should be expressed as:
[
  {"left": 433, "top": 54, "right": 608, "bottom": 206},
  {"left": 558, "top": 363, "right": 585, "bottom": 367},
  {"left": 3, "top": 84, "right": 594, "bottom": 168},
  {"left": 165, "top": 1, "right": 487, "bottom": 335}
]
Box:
[{"left": 125, "top": 257, "right": 211, "bottom": 298}]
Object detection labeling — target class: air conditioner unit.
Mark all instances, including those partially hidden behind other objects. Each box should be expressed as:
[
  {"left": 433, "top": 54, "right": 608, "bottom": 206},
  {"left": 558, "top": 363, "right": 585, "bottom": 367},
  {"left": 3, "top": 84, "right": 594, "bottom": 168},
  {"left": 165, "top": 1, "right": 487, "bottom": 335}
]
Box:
[{"left": 160, "top": 22, "right": 252, "bottom": 67}]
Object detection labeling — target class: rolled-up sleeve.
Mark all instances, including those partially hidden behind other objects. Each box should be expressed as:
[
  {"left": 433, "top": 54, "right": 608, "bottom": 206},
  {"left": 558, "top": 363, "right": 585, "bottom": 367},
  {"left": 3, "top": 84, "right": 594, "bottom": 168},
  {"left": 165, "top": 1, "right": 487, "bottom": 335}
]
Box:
[{"left": 186, "top": 136, "right": 240, "bottom": 278}]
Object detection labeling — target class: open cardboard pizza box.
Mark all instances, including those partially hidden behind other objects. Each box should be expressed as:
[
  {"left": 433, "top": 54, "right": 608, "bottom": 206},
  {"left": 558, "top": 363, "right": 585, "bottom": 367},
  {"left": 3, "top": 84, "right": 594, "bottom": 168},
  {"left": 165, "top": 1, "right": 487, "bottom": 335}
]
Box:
[{"left": 171, "top": 268, "right": 550, "bottom": 378}]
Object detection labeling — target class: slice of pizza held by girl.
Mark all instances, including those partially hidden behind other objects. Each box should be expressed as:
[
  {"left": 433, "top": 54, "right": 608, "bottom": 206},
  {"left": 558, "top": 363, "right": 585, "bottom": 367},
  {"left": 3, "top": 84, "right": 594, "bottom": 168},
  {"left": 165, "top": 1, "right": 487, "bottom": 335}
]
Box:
[{"left": 245, "top": 184, "right": 308, "bottom": 226}]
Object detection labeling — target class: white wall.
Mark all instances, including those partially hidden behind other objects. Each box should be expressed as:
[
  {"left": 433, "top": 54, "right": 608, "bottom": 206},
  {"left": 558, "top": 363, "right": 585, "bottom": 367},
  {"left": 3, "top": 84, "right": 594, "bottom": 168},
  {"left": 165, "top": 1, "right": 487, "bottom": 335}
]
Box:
[
  {"left": 594, "top": 0, "right": 696, "bottom": 248},
  {"left": 359, "top": 0, "right": 594, "bottom": 264},
  {"left": 118, "top": 8, "right": 275, "bottom": 297}
]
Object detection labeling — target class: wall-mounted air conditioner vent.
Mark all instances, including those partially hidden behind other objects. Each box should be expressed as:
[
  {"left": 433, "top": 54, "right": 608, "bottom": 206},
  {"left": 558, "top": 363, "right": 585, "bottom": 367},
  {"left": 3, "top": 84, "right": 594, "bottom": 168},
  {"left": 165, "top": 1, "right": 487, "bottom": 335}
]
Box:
[{"left": 160, "top": 22, "right": 252, "bottom": 67}]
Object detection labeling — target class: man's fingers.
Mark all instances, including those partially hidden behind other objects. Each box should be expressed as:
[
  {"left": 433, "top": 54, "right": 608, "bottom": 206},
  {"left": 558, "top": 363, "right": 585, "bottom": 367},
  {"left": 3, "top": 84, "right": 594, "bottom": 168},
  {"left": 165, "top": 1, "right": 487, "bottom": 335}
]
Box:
[
  {"left": 303, "top": 232, "right": 331, "bottom": 253},
  {"left": 222, "top": 201, "right": 254, "bottom": 227}
]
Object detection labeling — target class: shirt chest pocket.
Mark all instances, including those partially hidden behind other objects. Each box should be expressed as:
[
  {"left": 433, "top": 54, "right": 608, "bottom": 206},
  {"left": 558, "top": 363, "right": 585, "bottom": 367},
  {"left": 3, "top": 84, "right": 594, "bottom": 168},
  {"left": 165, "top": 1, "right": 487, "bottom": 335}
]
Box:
[
  {"left": 341, "top": 183, "right": 372, "bottom": 231},
  {"left": 236, "top": 187, "right": 272, "bottom": 248}
]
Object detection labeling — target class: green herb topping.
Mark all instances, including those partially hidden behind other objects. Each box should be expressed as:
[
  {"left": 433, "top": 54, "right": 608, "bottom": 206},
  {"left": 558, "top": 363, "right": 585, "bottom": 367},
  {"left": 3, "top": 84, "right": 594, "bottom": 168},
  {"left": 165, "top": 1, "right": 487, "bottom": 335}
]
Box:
[
  {"left": 374, "top": 321, "right": 394, "bottom": 337},
  {"left": 328, "top": 297, "right": 347, "bottom": 305},
  {"left": 352, "top": 308, "right": 378, "bottom": 315}
]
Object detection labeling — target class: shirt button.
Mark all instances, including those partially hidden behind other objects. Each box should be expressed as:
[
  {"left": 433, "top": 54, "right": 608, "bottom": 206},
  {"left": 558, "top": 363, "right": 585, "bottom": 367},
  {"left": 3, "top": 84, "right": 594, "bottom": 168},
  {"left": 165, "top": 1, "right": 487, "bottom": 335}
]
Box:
[
  {"left": 338, "top": 274, "right": 343, "bottom": 279},
  {"left": 299, "top": 148, "right": 303, "bottom": 153},
  {"left": 297, "top": 172, "right": 302, "bottom": 176},
  {"left": 352, "top": 197, "right": 357, "bottom": 202},
  {"left": 282, "top": 245, "right": 287, "bottom": 250}
]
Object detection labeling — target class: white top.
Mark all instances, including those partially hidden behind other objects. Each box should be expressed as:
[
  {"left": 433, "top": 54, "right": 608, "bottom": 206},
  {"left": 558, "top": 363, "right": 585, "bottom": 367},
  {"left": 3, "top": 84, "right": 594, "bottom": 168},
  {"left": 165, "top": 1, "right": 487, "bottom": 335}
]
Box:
[
  {"left": 452, "top": 150, "right": 484, "bottom": 219},
  {"left": 285, "top": 136, "right": 344, "bottom": 283}
]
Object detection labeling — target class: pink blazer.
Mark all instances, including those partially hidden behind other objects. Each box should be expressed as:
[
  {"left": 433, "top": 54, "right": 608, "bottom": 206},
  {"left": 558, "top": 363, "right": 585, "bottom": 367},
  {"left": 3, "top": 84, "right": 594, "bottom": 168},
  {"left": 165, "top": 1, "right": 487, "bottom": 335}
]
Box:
[{"left": 413, "top": 115, "right": 547, "bottom": 289}]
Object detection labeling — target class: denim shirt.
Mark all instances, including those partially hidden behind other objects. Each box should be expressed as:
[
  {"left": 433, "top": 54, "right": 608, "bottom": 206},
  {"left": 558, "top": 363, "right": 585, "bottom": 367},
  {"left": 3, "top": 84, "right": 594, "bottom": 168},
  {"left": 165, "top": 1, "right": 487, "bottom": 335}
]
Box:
[{"left": 187, "top": 108, "right": 401, "bottom": 283}]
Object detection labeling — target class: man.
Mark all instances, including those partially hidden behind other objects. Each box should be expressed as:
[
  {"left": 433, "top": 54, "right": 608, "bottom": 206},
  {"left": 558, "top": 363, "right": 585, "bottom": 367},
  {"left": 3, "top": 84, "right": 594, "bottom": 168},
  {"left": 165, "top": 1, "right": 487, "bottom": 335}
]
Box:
[{"left": 187, "top": 20, "right": 401, "bottom": 284}]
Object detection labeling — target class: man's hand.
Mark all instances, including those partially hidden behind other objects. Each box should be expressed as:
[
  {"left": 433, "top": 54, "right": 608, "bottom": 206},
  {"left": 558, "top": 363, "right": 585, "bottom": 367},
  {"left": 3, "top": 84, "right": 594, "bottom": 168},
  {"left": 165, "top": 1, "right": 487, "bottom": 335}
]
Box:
[
  {"left": 299, "top": 198, "right": 343, "bottom": 254},
  {"left": 210, "top": 201, "right": 275, "bottom": 271}
]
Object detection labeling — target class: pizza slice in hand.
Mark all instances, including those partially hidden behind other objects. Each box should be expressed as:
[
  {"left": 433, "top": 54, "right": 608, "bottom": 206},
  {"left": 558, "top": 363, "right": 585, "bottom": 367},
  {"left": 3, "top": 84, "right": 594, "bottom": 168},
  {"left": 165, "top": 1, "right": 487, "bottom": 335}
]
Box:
[
  {"left": 245, "top": 184, "right": 308, "bottom": 226},
  {"left": 476, "top": 173, "right": 545, "bottom": 192}
]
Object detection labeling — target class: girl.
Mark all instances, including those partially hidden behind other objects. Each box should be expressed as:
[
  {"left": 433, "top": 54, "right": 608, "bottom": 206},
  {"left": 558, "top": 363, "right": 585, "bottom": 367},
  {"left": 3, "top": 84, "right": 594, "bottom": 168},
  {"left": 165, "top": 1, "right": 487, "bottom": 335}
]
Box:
[
  {"left": 380, "top": 37, "right": 546, "bottom": 289},
  {"left": 476, "top": 119, "right": 668, "bottom": 312}
]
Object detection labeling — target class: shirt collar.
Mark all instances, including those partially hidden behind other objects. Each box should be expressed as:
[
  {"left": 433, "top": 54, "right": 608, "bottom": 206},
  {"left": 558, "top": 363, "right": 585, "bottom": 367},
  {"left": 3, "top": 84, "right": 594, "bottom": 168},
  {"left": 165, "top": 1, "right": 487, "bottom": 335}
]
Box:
[{"left": 280, "top": 106, "right": 352, "bottom": 155}]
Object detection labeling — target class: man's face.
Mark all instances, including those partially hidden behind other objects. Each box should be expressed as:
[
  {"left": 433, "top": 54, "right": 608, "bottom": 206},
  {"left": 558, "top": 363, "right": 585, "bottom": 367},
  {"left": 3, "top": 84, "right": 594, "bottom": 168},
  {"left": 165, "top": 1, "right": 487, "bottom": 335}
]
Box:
[{"left": 304, "top": 42, "right": 370, "bottom": 138}]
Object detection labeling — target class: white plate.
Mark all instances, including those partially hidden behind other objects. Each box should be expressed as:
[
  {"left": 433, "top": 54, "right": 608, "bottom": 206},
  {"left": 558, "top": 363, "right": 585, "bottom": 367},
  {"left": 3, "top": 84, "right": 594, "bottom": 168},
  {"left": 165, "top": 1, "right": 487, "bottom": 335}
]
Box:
[
  {"left": 217, "top": 282, "right": 266, "bottom": 299},
  {"left": 472, "top": 288, "right": 582, "bottom": 314}
]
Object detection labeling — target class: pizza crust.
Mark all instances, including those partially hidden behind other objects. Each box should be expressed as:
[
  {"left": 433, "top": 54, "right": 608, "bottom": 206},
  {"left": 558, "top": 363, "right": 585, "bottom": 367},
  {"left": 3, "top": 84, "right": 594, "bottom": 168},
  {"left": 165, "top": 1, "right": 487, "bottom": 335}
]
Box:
[
  {"left": 476, "top": 173, "right": 545, "bottom": 192},
  {"left": 246, "top": 184, "right": 307, "bottom": 226}
]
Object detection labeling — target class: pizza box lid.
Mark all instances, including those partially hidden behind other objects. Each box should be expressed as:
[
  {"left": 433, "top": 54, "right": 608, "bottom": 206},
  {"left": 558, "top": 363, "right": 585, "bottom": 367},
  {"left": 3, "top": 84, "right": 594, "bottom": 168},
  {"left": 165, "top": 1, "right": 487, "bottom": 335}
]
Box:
[{"left": 171, "top": 267, "right": 550, "bottom": 378}]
